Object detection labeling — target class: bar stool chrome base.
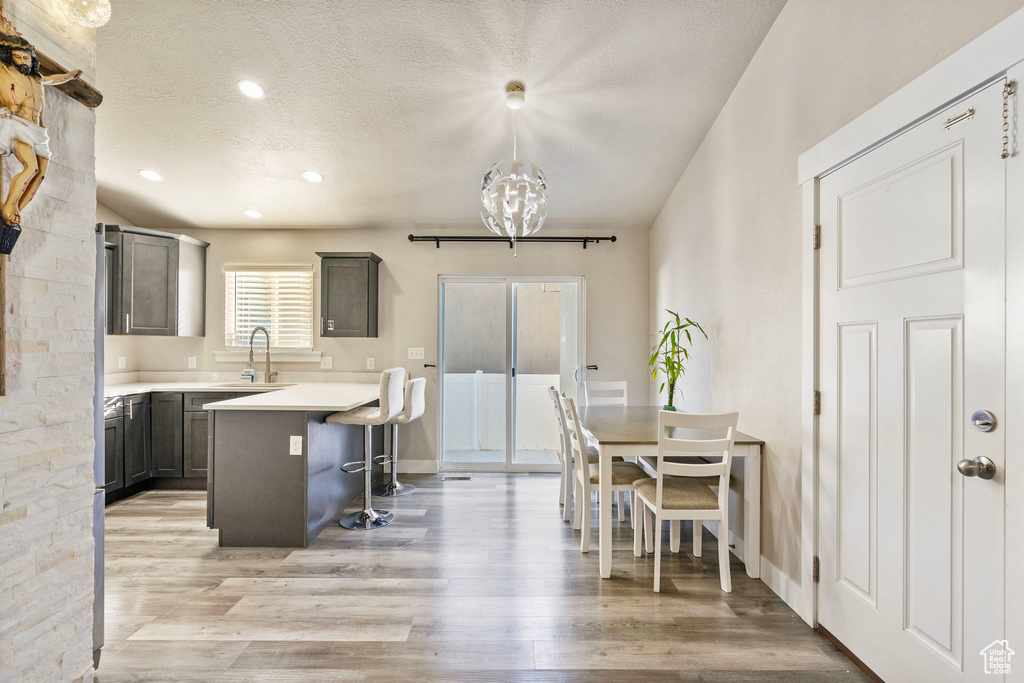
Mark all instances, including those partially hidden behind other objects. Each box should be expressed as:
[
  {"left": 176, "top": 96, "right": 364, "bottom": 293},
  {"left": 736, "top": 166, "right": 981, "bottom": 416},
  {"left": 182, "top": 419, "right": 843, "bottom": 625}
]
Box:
[
  {"left": 372, "top": 423, "right": 417, "bottom": 497},
  {"left": 339, "top": 424, "right": 396, "bottom": 531},
  {"left": 372, "top": 480, "right": 416, "bottom": 497},
  {"left": 339, "top": 508, "right": 394, "bottom": 530}
]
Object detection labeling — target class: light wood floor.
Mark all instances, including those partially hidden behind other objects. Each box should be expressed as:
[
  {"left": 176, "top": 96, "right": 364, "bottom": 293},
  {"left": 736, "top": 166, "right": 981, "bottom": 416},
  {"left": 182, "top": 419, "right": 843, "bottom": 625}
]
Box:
[{"left": 96, "top": 473, "right": 867, "bottom": 682}]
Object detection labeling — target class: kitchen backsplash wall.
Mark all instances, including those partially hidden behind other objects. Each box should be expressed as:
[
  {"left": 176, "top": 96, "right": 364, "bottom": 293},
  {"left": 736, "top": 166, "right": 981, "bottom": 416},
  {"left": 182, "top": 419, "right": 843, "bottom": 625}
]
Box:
[{"left": 105, "top": 224, "right": 650, "bottom": 468}]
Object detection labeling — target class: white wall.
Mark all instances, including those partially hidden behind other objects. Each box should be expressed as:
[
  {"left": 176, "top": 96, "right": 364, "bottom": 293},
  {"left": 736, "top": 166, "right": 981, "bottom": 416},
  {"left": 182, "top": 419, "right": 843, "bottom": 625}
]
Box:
[
  {"left": 649, "top": 0, "right": 1024, "bottom": 584},
  {"left": 0, "top": 2, "right": 98, "bottom": 679},
  {"left": 127, "top": 226, "right": 649, "bottom": 466}
]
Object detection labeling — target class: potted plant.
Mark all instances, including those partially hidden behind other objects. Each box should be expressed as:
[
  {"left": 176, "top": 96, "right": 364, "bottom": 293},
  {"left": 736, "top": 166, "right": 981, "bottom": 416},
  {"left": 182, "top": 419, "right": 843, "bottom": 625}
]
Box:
[{"left": 649, "top": 310, "right": 707, "bottom": 411}]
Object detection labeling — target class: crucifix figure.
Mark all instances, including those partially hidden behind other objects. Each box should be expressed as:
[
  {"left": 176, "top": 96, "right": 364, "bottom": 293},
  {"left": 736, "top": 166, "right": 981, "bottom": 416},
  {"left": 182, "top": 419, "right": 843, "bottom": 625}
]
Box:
[{"left": 0, "top": 32, "right": 79, "bottom": 232}]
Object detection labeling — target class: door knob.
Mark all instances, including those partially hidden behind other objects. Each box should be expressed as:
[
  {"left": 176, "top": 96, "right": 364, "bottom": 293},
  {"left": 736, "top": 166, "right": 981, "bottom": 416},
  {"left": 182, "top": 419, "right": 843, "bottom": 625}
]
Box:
[{"left": 957, "top": 456, "right": 996, "bottom": 480}]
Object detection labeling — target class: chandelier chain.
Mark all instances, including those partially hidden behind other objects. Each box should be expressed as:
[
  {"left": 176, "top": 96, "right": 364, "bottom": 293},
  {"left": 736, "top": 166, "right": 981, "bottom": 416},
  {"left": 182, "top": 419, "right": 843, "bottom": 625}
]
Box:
[
  {"left": 512, "top": 109, "right": 518, "bottom": 161},
  {"left": 1002, "top": 79, "right": 1015, "bottom": 160}
]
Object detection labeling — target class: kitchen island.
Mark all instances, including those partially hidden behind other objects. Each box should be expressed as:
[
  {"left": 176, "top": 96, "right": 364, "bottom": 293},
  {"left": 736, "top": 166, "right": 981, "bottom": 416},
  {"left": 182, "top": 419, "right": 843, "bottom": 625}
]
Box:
[{"left": 205, "top": 383, "right": 383, "bottom": 547}]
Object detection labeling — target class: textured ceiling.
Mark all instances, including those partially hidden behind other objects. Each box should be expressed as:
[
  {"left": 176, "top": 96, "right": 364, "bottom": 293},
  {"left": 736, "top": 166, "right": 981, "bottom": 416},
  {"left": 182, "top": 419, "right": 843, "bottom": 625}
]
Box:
[{"left": 95, "top": 0, "right": 784, "bottom": 230}]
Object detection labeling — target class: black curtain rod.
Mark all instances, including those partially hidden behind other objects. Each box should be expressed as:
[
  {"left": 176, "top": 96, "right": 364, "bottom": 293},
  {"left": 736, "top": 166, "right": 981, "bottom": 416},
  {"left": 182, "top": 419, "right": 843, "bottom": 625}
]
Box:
[{"left": 408, "top": 234, "right": 617, "bottom": 249}]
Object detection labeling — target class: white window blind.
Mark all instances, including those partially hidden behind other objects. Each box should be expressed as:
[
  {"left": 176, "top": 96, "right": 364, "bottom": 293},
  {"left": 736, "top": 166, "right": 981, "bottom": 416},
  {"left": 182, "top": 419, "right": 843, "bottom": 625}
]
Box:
[{"left": 225, "top": 265, "right": 313, "bottom": 349}]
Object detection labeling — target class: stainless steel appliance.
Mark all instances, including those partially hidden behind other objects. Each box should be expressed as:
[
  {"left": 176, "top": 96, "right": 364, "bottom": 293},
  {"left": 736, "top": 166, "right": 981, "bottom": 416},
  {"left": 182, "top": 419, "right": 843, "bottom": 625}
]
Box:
[{"left": 92, "top": 224, "right": 105, "bottom": 666}]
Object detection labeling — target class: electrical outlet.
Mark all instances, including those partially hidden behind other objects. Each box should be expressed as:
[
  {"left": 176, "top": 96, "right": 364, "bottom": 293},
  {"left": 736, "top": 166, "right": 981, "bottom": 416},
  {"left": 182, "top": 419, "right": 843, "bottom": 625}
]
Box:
[
  {"left": 408, "top": 347, "right": 425, "bottom": 360},
  {"left": 117, "top": 356, "right": 126, "bottom": 370},
  {"left": 366, "top": 357, "right": 375, "bottom": 370},
  {"left": 289, "top": 436, "right": 303, "bottom": 455},
  {"left": 320, "top": 356, "right": 333, "bottom": 370},
  {"left": 187, "top": 356, "right": 197, "bottom": 369}
]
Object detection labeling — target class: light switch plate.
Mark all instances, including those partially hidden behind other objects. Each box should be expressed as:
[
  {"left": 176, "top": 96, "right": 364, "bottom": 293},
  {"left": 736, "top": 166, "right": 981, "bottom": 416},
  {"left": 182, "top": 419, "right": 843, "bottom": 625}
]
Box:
[
  {"left": 408, "top": 347, "right": 425, "bottom": 360},
  {"left": 117, "top": 356, "right": 126, "bottom": 369},
  {"left": 187, "top": 356, "right": 197, "bottom": 369},
  {"left": 289, "top": 436, "right": 303, "bottom": 455},
  {"left": 366, "top": 357, "right": 375, "bottom": 370},
  {"left": 320, "top": 356, "right": 334, "bottom": 370}
]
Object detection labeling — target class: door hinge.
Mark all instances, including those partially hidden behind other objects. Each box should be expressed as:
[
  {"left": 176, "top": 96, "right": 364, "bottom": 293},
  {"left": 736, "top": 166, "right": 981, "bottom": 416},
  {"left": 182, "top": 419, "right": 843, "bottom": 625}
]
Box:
[
  {"left": 812, "top": 225, "right": 821, "bottom": 250},
  {"left": 813, "top": 556, "right": 820, "bottom": 583},
  {"left": 813, "top": 390, "right": 821, "bottom": 415}
]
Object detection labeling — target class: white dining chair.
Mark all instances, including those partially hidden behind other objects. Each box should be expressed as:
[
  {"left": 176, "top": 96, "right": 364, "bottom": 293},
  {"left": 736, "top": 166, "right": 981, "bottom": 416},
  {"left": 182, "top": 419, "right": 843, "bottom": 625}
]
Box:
[
  {"left": 548, "top": 386, "right": 574, "bottom": 521},
  {"left": 632, "top": 409, "right": 739, "bottom": 593},
  {"left": 584, "top": 380, "right": 628, "bottom": 406},
  {"left": 582, "top": 379, "right": 631, "bottom": 522},
  {"left": 560, "top": 393, "right": 645, "bottom": 554},
  {"left": 549, "top": 387, "right": 630, "bottom": 525}
]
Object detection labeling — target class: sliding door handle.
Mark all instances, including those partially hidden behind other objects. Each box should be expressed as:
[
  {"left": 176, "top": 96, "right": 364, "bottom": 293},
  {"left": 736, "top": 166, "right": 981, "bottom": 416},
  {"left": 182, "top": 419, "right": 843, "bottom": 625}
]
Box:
[{"left": 575, "top": 365, "right": 598, "bottom": 383}]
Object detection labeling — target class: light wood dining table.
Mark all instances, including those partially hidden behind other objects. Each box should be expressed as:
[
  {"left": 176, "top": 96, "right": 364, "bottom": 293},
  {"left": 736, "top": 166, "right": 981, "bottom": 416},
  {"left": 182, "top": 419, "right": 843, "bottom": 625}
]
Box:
[{"left": 576, "top": 406, "right": 764, "bottom": 580}]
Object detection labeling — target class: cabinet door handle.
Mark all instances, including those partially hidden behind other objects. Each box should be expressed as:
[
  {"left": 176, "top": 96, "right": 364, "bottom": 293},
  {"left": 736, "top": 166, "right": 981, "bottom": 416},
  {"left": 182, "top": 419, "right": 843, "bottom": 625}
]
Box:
[{"left": 125, "top": 313, "right": 130, "bottom": 333}]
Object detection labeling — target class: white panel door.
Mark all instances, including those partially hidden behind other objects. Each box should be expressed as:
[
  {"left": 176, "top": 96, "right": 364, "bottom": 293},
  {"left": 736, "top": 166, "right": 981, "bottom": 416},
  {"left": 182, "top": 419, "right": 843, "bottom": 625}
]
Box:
[{"left": 818, "top": 83, "right": 1005, "bottom": 681}]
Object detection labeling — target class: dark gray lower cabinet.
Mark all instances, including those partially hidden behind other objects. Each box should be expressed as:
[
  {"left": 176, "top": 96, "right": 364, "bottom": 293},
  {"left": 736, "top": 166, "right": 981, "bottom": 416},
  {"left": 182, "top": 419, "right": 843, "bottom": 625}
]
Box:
[
  {"left": 183, "top": 411, "right": 210, "bottom": 478},
  {"left": 103, "top": 417, "right": 124, "bottom": 491},
  {"left": 150, "top": 392, "right": 184, "bottom": 476},
  {"left": 104, "top": 391, "right": 246, "bottom": 503},
  {"left": 124, "top": 393, "right": 152, "bottom": 486}
]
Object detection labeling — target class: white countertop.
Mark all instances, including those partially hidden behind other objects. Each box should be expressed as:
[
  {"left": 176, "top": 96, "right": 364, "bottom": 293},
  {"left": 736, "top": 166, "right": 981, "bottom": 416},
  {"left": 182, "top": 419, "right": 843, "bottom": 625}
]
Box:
[
  {"left": 104, "top": 381, "right": 272, "bottom": 399},
  {"left": 203, "top": 382, "right": 380, "bottom": 412},
  {"left": 103, "top": 380, "right": 380, "bottom": 413}
]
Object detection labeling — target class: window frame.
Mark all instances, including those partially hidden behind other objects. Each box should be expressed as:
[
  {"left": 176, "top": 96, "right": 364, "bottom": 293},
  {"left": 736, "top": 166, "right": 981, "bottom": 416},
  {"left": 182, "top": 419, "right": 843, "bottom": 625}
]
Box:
[{"left": 224, "top": 264, "right": 315, "bottom": 350}]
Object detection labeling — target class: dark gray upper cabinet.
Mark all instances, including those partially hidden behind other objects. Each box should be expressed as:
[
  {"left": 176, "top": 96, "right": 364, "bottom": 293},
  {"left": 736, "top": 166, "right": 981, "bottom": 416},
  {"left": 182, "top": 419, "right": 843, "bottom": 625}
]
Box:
[
  {"left": 317, "top": 252, "right": 381, "bottom": 338},
  {"left": 150, "top": 392, "right": 184, "bottom": 477},
  {"left": 120, "top": 232, "right": 178, "bottom": 336},
  {"left": 104, "top": 246, "right": 115, "bottom": 335},
  {"left": 105, "top": 225, "right": 208, "bottom": 337}
]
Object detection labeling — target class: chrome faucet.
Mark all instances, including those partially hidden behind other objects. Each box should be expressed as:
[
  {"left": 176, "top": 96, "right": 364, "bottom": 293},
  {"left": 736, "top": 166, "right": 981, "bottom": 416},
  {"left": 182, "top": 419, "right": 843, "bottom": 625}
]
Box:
[{"left": 248, "top": 326, "right": 273, "bottom": 383}]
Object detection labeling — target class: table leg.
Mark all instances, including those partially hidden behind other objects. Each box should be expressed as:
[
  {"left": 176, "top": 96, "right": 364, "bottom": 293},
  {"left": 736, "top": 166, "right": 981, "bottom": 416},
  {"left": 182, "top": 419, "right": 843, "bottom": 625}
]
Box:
[
  {"left": 599, "top": 453, "right": 612, "bottom": 579},
  {"left": 744, "top": 445, "right": 761, "bottom": 578}
]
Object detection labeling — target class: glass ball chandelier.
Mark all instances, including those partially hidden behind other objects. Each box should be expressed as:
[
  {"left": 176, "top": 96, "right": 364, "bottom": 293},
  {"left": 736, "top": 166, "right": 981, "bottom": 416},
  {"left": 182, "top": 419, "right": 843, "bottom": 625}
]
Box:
[
  {"left": 481, "top": 81, "right": 547, "bottom": 254},
  {"left": 57, "top": 0, "right": 112, "bottom": 28}
]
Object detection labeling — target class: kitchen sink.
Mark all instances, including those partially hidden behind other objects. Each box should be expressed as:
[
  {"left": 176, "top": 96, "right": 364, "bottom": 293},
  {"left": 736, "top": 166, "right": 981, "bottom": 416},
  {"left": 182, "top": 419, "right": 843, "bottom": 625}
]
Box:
[{"left": 215, "top": 382, "right": 296, "bottom": 388}]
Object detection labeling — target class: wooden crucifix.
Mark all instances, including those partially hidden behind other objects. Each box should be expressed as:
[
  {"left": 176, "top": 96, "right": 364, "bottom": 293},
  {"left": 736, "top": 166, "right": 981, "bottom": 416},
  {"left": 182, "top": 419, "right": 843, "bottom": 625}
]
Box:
[{"left": 0, "top": 1, "right": 102, "bottom": 396}]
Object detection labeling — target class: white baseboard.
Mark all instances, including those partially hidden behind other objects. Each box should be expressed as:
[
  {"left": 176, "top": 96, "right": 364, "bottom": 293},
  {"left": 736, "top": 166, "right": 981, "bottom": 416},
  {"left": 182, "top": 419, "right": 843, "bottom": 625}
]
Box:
[
  {"left": 395, "top": 460, "right": 439, "bottom": 474},
  {"left": 759, "top": 556, "right": 810, "bottom": 625}
]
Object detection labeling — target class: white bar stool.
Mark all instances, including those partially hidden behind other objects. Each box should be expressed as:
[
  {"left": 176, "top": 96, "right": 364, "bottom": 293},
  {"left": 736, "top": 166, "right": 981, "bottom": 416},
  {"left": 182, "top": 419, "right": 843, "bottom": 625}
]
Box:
[
  {"left": 373, "top": 377, "right": 425, "bottom": 497},
  {"left": 327, "top": 367, "right": 406, "bottom": 530}
]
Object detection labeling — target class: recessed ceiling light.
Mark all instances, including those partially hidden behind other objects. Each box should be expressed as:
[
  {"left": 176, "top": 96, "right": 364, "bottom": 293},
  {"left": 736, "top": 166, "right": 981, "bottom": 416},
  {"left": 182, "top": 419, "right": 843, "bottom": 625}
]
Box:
[
  {"left": 302, "top": 170, "right": 324, "bottom": 183},
  {"left": 243, "top": 209, "right": 263, "bottom": 219},
  {"left": 237, "top": 80, "right": 265, "bottom": 99},
  {"left": 138, "top": 169, "right": 163, "bottom": 182}
]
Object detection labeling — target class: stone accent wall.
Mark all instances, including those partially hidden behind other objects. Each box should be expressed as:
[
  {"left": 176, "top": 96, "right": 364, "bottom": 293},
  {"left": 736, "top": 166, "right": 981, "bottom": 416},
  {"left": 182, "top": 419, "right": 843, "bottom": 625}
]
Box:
[{"left": 0, "top": 3, "right": 98, "bottom": 680}]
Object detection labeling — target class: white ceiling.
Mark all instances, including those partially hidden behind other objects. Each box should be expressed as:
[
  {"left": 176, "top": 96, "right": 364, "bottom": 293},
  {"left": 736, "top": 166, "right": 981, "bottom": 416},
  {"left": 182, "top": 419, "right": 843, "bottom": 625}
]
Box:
[{"left": 95, "top": 0, "right": 784, "bottom": 230}]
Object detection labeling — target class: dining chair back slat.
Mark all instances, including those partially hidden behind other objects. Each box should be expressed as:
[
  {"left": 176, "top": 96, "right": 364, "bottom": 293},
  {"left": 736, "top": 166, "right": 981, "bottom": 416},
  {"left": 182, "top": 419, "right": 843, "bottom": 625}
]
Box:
[{"left": 585, "top": 380, "right": 628, "bottom": 406}]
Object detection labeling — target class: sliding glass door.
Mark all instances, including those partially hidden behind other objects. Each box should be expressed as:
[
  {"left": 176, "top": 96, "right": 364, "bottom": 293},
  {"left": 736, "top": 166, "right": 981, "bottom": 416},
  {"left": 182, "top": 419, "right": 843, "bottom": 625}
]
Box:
[{"left": 439, "top": 276, "right": 583, "bottom": 470}]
